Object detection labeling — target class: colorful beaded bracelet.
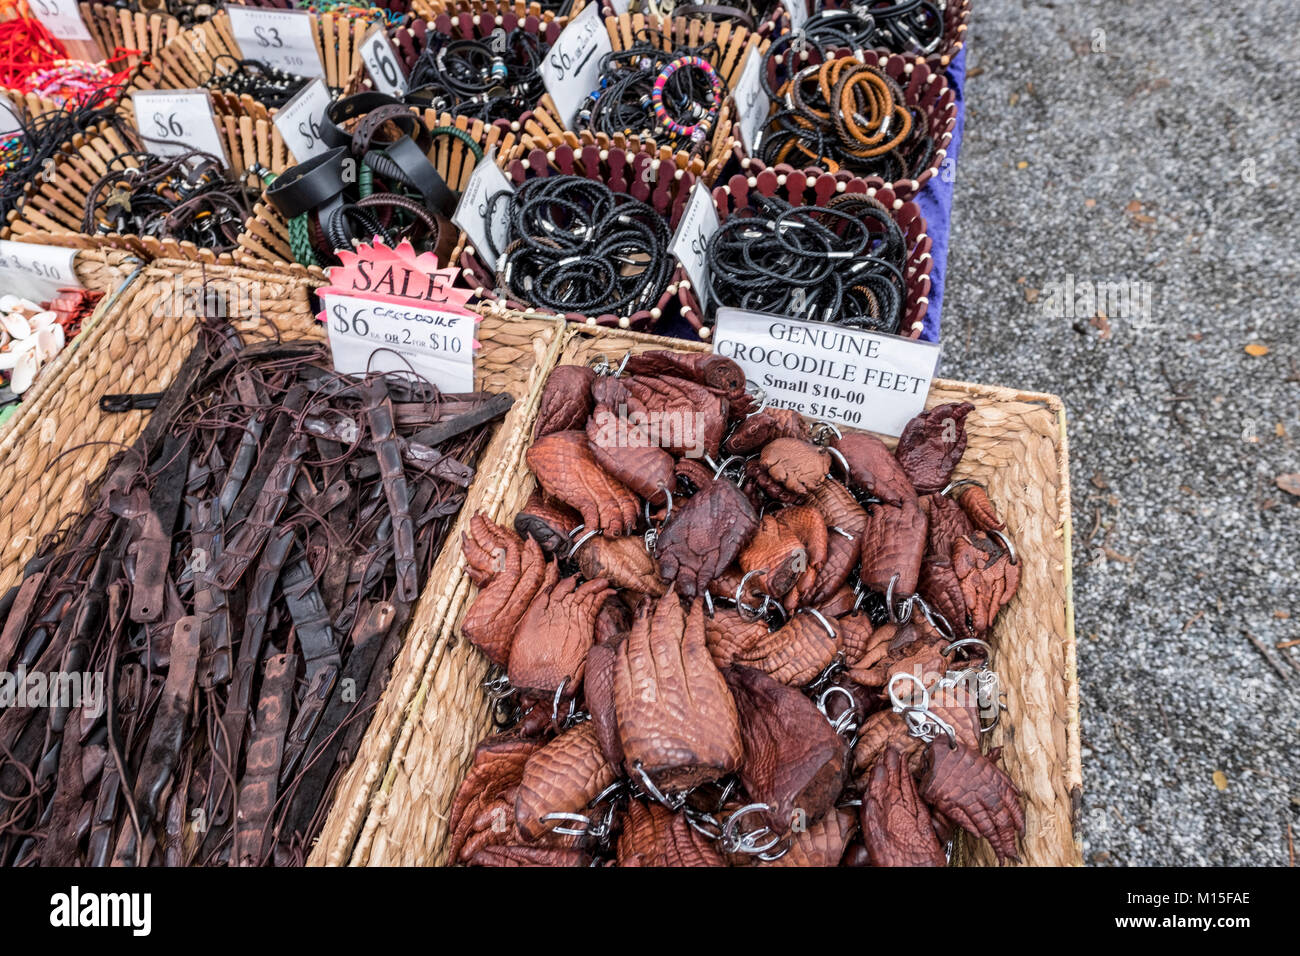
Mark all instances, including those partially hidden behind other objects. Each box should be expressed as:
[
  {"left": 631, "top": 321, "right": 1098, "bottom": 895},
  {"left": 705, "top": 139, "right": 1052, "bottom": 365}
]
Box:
[{"left": 651, "top": 55, "right": 722, "bottom": 141}]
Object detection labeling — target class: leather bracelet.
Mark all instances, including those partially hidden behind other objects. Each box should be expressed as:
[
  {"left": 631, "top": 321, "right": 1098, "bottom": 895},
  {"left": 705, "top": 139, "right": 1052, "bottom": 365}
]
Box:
[
  {"left": 363, "top": 135, "right": 456, "bottom": 216},
  {"left": 351, "top": 103, "right": 433, "bottom": 155},
  {"left": 266, "top": 146, "right": 350, "bottom": 220},
  {"left": 320, "top": 92, "right": 405, "bottom": 149}
]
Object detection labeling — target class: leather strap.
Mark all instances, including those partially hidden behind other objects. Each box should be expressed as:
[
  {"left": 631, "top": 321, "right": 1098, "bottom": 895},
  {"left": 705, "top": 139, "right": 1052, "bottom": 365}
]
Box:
[
  {"left": 266, "top": 146, "right": 349, "bottom": 221},
  {"left": 320, "top": 92, "right": 405, "bottom": 149},
  {"left": 351, "top": 102, "right": 432, "bottom": 155},
  {"left": 365, "top": 135, "right": 456, "bottom": 216}
]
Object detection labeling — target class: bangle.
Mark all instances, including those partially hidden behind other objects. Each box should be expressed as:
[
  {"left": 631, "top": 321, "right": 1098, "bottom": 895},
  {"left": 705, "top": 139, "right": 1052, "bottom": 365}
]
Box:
[{"left": 652, "top": 56, "right": 722, "bottom": 142}]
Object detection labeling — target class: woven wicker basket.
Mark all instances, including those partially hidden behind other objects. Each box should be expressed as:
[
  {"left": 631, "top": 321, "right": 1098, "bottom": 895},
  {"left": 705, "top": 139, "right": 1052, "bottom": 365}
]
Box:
[
  {"left": 129, "top": 10, "right": 371, "bottom": 101},
  {"left": 0, "top": 101, "right": 281, "bottom": 261},
  {"left": 0, "top": 261, "right": 568, "bottom": 866},
  {"left": 0, "top": 247, "right": 142, "bottom": 432},
  {"left": 453, "top": 131, "right": 699, "bottom": 331},
  {"left": 525, "top": 12, "right": 768, "bottom": 184},
  {"left": 748, "top": 49, "right": 956, "bottom": 201},
  {"left": 0, "top": 260, "right": 320, "bottom": 594},
  {"left": 339, "top": 322, "right": 1080, "bottom": 867},
  {"left": 674, "top": 166, "right": 932, "bottom": 338},
  {"left": 233, "top": 110, "right": 518, "bottom": 275},
  {"left": 80, "top": 1, "right": 181, "bottom": 70}
]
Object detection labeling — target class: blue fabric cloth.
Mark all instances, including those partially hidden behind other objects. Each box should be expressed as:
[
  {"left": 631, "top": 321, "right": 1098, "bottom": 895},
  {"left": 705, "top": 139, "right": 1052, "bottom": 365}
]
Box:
[{"left": 913, "top": 46, "right": 966, "bottom": 343}]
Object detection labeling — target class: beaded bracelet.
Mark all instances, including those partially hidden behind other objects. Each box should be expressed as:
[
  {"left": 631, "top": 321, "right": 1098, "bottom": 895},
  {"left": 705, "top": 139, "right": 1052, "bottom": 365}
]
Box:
[{"left": 651, "top": 55, "right": 722, "bottom": 142}]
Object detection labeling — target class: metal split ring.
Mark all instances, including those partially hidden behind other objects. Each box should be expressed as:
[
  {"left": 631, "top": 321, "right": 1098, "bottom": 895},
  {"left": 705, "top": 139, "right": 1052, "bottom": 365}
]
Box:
[
  {"left": 720, "top": 803, "right": 782, "bottom": 855},
  {"left": 989, "top": 527, "right": 1018, "bottom": 565},
  {"left": 632, "top": 761, "right": 686, "bottom": 811}
]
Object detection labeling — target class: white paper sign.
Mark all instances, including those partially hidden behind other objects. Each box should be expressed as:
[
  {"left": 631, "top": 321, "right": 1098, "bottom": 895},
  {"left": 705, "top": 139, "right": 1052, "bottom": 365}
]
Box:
[
  {"left": 669, "top": 182, "right": 720, "bottom": 309},
  {"left": 452, "top": 148, "right": 514, "bottom": 271},
  {"left": 132, "top": 90, "right": 230, "bottom": 167},
  {"left": 732, "top": 48, "right": 769, "bottom": 155},
  {"left": 540, "top": 3, "right": 611, "bottom": 127},
  {"left": 322, "top": 293, "right": 476, "bottom": 392},
  {"left": 0, "top": 97, "right": 21, "bottom": 137},
  {"left": 28, "top": 0, "right": 93, "bottom": 42},
  {"left": 273, "top": 78, "right": 332, "bottom": 161},
  {"left": 608, "top": 0, "right": 631, "bottom": 13},
  {"left": 361, "top": 25, "right": 407, "bottom": 96},
  {"left": 227, "top": 8, "right": 325, "bottom": 79},
  {"left": 713, "top": 307, "right": 942, "bottom": 437},
  {"left": 781, "top": 0, "right": 809, "bottom": 32},
  {"left": 0, "top": 240, "right": 82, "bottom": 302}
]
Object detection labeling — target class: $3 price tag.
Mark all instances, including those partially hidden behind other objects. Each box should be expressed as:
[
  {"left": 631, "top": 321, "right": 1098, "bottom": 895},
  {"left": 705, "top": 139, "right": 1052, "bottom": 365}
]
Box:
[
  {"left": 0, "top": 240, "right": 83, "bottom": 302},
  {"left": 27, "top": 0, "right": 93, "bottom": 42},
  {"left": 227, "top": 8, "right": 325, "bottom": 79}
]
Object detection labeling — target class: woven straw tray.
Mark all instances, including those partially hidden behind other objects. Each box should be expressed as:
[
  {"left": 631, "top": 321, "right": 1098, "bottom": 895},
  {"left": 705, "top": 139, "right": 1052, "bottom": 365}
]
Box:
[
  {"left": 0, "top": 264, "right": 567, "bottom": 866},
  {"left": 336, "top": 322, "right": 1080, "bottom": 867}
]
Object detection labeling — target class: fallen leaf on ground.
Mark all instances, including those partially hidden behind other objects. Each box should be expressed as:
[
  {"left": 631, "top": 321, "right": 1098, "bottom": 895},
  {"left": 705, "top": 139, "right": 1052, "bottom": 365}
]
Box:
[
  {"left": 1276, "top": 473, "right": 1300, "bottom": 496},
  {"left": 1245, "top": 343, "right": 1269, "bottom": 356},
  {"left": 1212, "top": 771, "right": 1228, "bottom": 791}
]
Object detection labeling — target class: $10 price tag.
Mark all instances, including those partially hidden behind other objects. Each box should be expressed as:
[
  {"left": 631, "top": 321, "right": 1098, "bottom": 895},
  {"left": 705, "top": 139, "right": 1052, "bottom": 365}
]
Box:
[
  {"left": 227, "top": 8, "right": 325, "bottom": 79},
  {"left": 27, "top": 0, "right": 93, "bottom": 42},
  {"left": 669, "top": 182, "right": 720, "bottom": 312},
  {"left": 713, "top": 307, "right": 942, "bottom": 437},
  {"left": 132, "top": 90, "right": 230, "bottom": 168},
  {"left": 732, "top": 48, "right": 770, "bottom": 155},
  {"left": 322, "top": 292, "right": 476, "bottom": 392},
  {"left": 0, "top": 240, "right": 83, "bottom": 302},
  {"left": 452, "top": 148, "right": 515, "bottom": 271},
  {"left": 540, "top": 3, "right": 611, "bottom": 128},
  {"left": 273, "top": 78, "right": 333, "bottom": 161},
  {"left": 361, "top": 25, "right": 407, "bottom": 96}
]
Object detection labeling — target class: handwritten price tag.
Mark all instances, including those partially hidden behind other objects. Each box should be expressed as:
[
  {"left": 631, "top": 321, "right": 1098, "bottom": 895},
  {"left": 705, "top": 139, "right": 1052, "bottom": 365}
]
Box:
[
  {"left": 452, "top": 148, "right": 514, "bottom": 271},
  {"left": 132, "top": 90, "right": 230, "bottom": 168},
  {"left": 0, "top": 240, "right": 83, "bottom": 302},
  {"left": 540, "top": 3, "right": 611, "bottom": 127},
  {"left": 27, "top": 0, "right": 93, "bottom": 42},
  {"left": 732, "top": 48, "right": 770, "bottom": 155},
  {"left": 273, "top": 78, "right": 332, "bottom": 161},
  {"left": 713, "top": 307, "right": 942, "bottom": 437},
  {"left": 361, "top": 25, "right": 407, "bottom": 96},
  {"left": 322, "top": 292, "right": 476, "bottom": 392},
  {"left": 669, "top": 182, "right": 720, "bottom": 311},
  {"left": 227, "top": 8, "right": 325, "bottom": 79}
]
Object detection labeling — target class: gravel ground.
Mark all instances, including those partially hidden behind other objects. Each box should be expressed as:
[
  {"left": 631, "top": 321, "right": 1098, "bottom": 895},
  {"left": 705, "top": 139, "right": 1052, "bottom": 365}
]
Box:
[{"left": 941, "top": 0, "right": 1300, "bottom": 866}]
